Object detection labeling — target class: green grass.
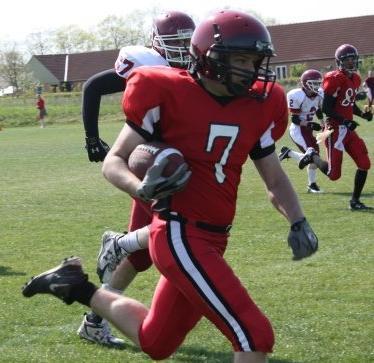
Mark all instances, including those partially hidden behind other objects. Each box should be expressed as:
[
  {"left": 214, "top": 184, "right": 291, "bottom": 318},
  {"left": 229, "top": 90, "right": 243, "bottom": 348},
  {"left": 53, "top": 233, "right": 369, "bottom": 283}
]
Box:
[
  {"left": 0, "top": 121, "right": 373, "bottom": 363},
  {"left": 0, "top": 93, "right": 123, "bottom": 127}
]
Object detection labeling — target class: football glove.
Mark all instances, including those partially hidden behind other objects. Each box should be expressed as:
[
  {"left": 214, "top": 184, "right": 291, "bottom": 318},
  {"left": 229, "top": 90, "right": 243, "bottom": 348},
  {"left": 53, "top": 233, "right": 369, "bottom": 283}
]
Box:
[
  {"left": 343, "top": 119, "right": 359, "bottom": 131},
  {"left": 135, "top": 158, "right": 191, "bottom": 202},
  {"left": 85, "top": 136, "right": 110, "bottom": 162},
  {"left": 287, "top": 218, "right": 318, "bottom": 260},
  {"left": 362, "top": 111, "right": 373, "bottom": 121},
  {"left": 307, "top": 122, "right": 322, "bottom": 131}
]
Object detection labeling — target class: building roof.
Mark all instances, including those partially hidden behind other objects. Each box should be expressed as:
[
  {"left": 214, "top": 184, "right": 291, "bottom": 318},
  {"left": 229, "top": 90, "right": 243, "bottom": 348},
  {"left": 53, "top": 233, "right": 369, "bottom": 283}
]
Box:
[
  {"left": 31, "top": 49, "right": 119, "bottom": 82},
  {"left": 268, "top": 15, "right": 374, "bottom": 63},
  {"left": 27, "top": 15, "right": 374, "bottom": 84}
]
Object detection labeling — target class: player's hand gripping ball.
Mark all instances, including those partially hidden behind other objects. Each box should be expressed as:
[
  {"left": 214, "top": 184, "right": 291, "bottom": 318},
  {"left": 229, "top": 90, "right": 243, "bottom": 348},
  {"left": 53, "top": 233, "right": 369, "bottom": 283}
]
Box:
[{"left": 128, "top": 142, "right": 191, "bottom": 201}]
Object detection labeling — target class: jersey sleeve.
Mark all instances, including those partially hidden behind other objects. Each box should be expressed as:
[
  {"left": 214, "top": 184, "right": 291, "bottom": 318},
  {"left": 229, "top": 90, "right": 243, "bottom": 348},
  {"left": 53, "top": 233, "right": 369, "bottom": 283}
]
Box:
[
  {"left": 323, "top": 73, "right": 340, "bottom": 96},
  {"left": 271, "top": 84, "right": 289, "bottom": 142},
  {"left": 287, "top": 89, "right": 302, "bottom": 113},
  {"left": 123, "top": 68, "right": 163, "bottom": 138},
  {"left": 249, "top": 84, "right": 288, "bottom": 160},
  {"left": 114, "top": 47, "right": 137, "bottom": 79}
]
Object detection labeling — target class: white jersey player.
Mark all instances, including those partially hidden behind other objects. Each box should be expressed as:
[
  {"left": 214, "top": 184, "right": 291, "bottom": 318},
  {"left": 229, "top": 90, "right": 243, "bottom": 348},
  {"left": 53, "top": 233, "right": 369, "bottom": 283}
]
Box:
[{"left": 278, "top": 69, "right": 325, "bottom": 193}]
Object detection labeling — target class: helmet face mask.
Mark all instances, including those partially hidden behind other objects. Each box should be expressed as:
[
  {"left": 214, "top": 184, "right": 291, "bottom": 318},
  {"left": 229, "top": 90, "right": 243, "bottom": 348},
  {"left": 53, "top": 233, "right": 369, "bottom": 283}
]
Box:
[
  {"left": 335, "top": 44, "right": 359, "bottom": 74},
  {"left": 152, "top": 11, "right": 195, "bottom": 68},
  {"left": 190, "top": 10, "right": 276, "bottom": 98},
  {"left": 301, "top": 69, "right": 322, "bottom": 97}
]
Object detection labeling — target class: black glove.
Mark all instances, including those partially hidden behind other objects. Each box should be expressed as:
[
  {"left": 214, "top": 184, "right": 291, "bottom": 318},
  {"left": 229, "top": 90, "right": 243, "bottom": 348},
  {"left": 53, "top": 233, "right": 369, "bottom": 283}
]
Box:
[
  {"left": 85, "top": 136, "right": 110, "bottom": 162},
  {"left": 343, "top": 119, "right": 359, "bottom": 131},
  {"left": 362, "top": 111, "right": 373, "bottom": 121},
  {"left": 307, "top": 122, "right": 322, "bottom": 131},
  {"left": 287, "top": 218, "right": 318, "bottom": 260}
]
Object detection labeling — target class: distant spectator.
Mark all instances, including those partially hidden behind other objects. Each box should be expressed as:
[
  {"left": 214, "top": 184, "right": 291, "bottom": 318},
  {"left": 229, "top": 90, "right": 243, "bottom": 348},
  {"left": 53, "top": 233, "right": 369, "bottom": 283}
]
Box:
[
  {"left": 364, "top": 70, "right": 374, "bottom": 111},
  {"left": 36, "top": 95, "right": 47, "bottom": 128}
]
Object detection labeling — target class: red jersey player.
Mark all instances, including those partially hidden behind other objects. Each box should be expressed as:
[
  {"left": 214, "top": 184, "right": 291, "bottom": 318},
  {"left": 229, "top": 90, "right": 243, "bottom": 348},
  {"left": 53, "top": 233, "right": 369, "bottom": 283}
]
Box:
[
  {"left": 298, "top": 44, "right": 372, "bottom": 210},
  {"left": 23, "top": 10, "right": 318, "bottom": 363}
]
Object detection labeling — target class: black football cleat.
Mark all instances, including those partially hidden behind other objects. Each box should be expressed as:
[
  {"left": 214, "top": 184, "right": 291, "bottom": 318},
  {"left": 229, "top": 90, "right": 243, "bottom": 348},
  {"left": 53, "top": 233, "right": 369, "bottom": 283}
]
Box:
[
  {"left": 22, "top": 256, "right": 87, "bottom": 305},
  {"left": 307, "top": 182, "right": 323, "bottom": 193},
  {"left": 349, "top": 200, "right": 373, "bottom": 211},
  {"left": 299, "top": 147, "right": 317, "bottom": 170},
  {"left": 278, "top": 146, "right": 291, "bottom": 162}
]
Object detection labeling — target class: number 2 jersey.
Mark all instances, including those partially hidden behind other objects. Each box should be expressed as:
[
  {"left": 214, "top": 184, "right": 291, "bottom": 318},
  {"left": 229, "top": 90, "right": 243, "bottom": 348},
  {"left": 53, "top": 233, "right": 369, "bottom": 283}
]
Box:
[
  {"left": 287, "top": 88, "right": 323, "bottom": 124},
  {"left": 123, "top": 67, "right": 288, "bottom": 226}
]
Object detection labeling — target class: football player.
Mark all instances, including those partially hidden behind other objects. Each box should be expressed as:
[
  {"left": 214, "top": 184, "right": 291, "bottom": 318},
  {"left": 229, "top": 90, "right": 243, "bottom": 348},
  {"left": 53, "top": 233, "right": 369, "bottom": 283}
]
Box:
[
  {"left": 23, "top": 10, "right": 318, "bottom": 363},
  {"left": 79, "top": 11, "right": 195, "bottom": 347},
  {"left": 295, "top": 44, "right": 372, "bottom": 210},
  {"left": 279, "top": 69, "right": 324, "bottom": 193}
]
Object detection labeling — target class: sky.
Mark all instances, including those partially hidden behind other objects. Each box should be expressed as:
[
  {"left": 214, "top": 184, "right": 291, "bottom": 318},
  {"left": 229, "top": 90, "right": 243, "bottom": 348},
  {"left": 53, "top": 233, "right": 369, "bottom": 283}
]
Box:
[{"left": 1, "top": 0, "right": 373, "bottom": 43}]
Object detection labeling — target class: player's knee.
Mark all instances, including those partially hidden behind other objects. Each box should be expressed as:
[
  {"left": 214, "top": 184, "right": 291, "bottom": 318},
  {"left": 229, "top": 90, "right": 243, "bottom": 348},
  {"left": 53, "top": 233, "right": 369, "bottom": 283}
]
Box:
[
  {"left": 251, "top": 315, "right": 275, "bottom": 353},
  {"left": 357, "top": 158, "right": 371, "bottom": 171},
  {"left": 328, "top": 171, "right": 341, "bottom": 181},
  {"left": 142, "top": 337, "right": 180, "bottom": 360},
  {"left": 145, "top": 347, "right": 176, "bottom": 361}
]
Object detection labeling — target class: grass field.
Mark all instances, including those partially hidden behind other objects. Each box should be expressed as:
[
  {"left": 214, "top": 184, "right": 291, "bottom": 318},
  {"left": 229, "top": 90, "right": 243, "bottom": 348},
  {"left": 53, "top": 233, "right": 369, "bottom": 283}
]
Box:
[{"left": 0, "top": 121, "right": 373, "bottom": 363}]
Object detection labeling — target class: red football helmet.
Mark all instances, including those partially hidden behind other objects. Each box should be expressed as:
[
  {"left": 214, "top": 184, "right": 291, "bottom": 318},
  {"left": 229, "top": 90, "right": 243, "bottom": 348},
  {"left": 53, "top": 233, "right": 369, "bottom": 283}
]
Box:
[
  {"left": 301, "top": 69, "right": 322, "bottom": 97},
  {"left": 190, "top": 10, "right": 276, "bottom": 98},
  {"left": 152, "top": 11, "right": 195, "bottom": 68},
  {"left": 335, "top": 44, "right": 359, "bottom": 73}
]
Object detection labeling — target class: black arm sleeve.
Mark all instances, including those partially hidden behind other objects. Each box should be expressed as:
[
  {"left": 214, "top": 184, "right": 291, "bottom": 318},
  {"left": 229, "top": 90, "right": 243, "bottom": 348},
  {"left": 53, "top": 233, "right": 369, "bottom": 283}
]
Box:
[
  {"left": 291, "top": 114, "right": 301, "bottom": 125},
  {"left": 353, "top": 103, "right": 363, "bottom": 117},
  {"left": 315, "top": 108, "right": 324, "bottom": 120},
  {"left": 82, "top": 69, "right": 126, "bottom": 138},
  {"left": 322, "top": 94, "right": 344, "bottom": 122}
]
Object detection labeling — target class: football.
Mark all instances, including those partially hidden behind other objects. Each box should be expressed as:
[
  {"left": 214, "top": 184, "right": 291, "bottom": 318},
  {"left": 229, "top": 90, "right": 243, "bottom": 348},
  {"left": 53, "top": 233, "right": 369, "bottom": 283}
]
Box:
[{"left": 128, "top": 141, "right": 185, "bottom": 179}]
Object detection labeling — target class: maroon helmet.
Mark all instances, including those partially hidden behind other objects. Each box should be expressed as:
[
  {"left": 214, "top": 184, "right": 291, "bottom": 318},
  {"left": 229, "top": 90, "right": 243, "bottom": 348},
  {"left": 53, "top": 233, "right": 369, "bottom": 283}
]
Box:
[
  {"left": 152, "top": 11, "right": 195, "bottom": 68},
  {"left": 301, "top": 69, "right": 322, "bottom": 96},
  {"left": 190, "top": 10, "right": 276, "bottom": 98},
  {"left": 335, "top": 44, "right": 359, "bottom": 73}
]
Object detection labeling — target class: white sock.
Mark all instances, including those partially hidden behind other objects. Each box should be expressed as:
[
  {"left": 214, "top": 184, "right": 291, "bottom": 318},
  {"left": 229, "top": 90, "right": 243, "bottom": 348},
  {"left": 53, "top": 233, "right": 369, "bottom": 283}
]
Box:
[
  {"left": 117, "top": 230, "right": 141, "bottom": 254},
  {"left": 308, "top": 165, "right": 317, "bottom": 184},
  {"left": 289, "top": 150, "right": 303, "bottom": 162}
]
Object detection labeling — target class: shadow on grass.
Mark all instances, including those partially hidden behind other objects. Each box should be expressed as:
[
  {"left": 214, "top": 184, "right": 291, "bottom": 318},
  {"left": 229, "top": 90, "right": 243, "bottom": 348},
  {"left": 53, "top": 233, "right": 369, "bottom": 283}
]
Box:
[
  {"left": 326, "top": 191, "right": 374, "bottom": 198},
  {"left": 0, "top": 265, "right": 27, "bottom": 276},
  {"left": 115, "top": 343, "right": 300, "bottom": 363}
]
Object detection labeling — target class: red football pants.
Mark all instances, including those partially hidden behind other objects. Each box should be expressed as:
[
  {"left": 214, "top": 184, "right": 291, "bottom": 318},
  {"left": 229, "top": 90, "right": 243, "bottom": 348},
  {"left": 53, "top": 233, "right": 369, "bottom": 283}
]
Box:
[
  {"left": 138, "top": 215, "right": 274, "bottom": 360},
  {"left": 325, "top": 126, "right": 370, "bottom": 181}
]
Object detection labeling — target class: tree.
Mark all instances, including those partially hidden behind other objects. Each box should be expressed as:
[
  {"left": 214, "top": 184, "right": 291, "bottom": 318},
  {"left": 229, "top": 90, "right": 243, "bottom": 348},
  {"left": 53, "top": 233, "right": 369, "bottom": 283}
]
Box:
[
  {"left": 52, "top": 25, "right": 98, "bottom": 53},
  {"left": 96, "top": 11, "right": 149, "bottom": 50},
  {"left": 0, "top": 44, "right": 25, "bottom": 93},
  {"left": 25, "top": 31, "right": 53, "bottom": 55},
  {"left": 289, "top": 63, "right": 307, "bottom": 78}
]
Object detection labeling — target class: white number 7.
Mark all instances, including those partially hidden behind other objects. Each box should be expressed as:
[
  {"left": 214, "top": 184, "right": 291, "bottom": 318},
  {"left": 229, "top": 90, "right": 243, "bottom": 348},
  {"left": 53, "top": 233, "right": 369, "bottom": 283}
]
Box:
[{"left": 206, "top": 124, "right": 239, "bottom": 183}]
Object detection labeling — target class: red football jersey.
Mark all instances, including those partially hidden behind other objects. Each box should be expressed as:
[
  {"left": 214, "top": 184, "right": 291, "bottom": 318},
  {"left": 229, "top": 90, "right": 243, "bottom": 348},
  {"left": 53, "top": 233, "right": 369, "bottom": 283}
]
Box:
[
  {"left": 124, "top": 66, "right": 288, "bottom": 225},
  {"left": 323, "top": 70, "right": 361, "bottom": 120}
]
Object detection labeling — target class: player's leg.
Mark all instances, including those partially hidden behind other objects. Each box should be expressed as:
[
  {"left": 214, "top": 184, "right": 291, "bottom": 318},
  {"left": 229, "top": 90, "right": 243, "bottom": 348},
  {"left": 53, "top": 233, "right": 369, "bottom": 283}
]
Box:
[
  {"left": 344, "top": 133, "right": 371, "bottom": 210},
  {"left": 149, "top": 216, "right": 274, "bottom": 359},
  {"left": 79, "top": 199, "right": 152, "bottom": 346}
]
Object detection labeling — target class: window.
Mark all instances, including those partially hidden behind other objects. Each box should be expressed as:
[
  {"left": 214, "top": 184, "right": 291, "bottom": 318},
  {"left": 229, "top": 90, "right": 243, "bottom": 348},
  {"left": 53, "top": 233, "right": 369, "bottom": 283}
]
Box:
[{"left": 275, "top": 65, "right": 287, "bottom": 80}]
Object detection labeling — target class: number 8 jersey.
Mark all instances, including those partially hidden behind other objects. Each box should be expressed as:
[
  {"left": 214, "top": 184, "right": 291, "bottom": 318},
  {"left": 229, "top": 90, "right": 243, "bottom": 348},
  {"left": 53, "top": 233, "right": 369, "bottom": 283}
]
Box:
[{"left": 124, "top": 66, "right": 288, "bottom": 225}]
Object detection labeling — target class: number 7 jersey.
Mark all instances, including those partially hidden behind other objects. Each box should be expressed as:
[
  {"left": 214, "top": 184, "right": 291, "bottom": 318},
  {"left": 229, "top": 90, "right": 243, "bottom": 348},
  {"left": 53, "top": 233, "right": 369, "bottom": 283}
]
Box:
[{"left": 124, "top": 67, "right": 288, "bottom": 225}]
